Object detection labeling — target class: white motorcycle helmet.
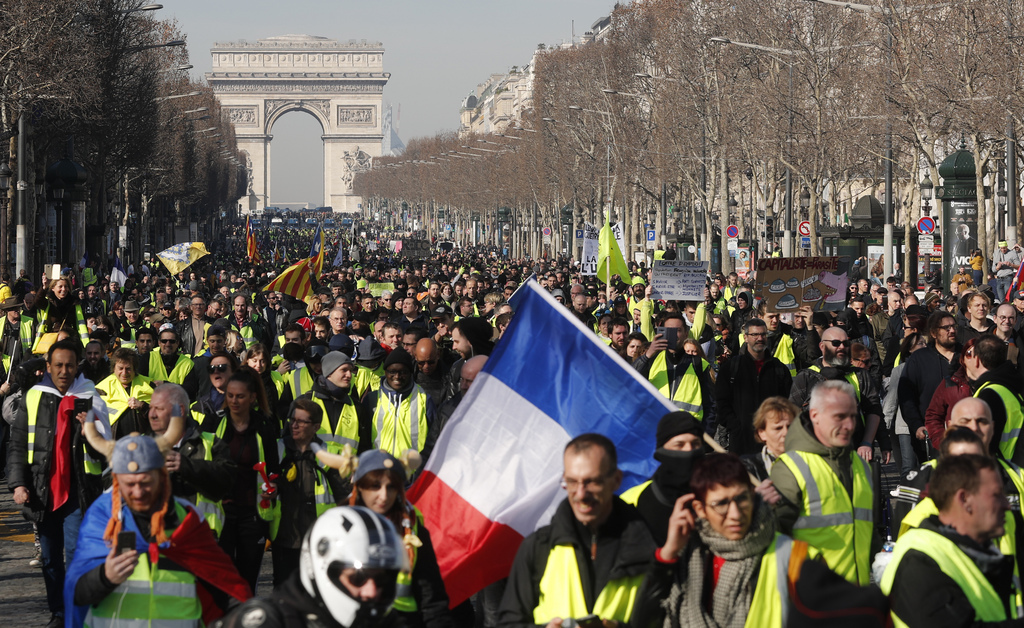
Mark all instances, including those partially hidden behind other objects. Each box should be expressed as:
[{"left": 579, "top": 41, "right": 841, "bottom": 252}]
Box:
[{"left": 299, "top": 506, "right": 409, "bottom": 627}]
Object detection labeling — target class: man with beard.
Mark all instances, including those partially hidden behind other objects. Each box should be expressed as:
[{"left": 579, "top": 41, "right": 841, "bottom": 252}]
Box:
[
  {"left": 365, "top": 348, "right": 436, "bottom": 461},
  {"left": 717, "top": 319, "right": 793, "bottom": 455},
  {"left": 412, "top": 338, "right": 454, "bottom": 407},
  {"left": 790, "top": 326, "right": 886, "bottom": 463},
  {"left": 619, "top": 412, "right": 707, "bottom": 546},
  {"left": 899, "top": 311, "right": 962, "bottom": 463}
]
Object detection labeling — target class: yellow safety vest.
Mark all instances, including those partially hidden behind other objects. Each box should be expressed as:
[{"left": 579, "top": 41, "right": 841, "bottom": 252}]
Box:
[
  {"left": 94, "top": 374, "right": 153, "bottom": 425},
  {"left": 393, "top": 506, "right": 425, "bottom": 613},
  {"left": 352, "top": 364, "right": 383, "bottom": 399},
  {"left": 269, "top": 440, "right": 336, "bottom": 540},
  {"left": 84, "top": 501, "right": 203, "bottom": 628},
  {"left": 190, "top": 432, "right": 225, "bottom": 538},
  {"left": 881, "top": 526, "right": 1016, "bottom": 627},
  {"left": 288, "top": 366, "right": 315, "bottom": 400},
  {"left": 648, "top": 352, "right": 706, "bottom": 419},
  {"left": 619, "top": 480, "right": 652, "bottom": 506},
  {"left": 149, "top": 352, "right": 195, "bottom": 386},
  {"left": 32, "top": 303, "right": 89, "bottom": 352},
  {"left": 269, "top": 370, "right": 285, "bottom": 398},
  {"left": 371, "top": 388, "right": 429, "bottom": 456},
  {"left": 532, "top": 545, "right": 644, "bottom": 624},
  {"left": 774, "top": 334, "right": 797, "bottom": 377},
  {"left": 777, "top": 449, "right": 874, "bottom": 585},
  {"left": 214, "top": 417, "right": 275, "bottom": 522},
  {"left": 24, "top": 387, "right": 103, "bottom": 476},
  {"left": 121, "top": 326, "right": 137, "bottom": 351},
  {"left": 310, "top": 393, "right": 361, "bottom": 453},
  {"left": 744, "top": 535, "right": 817, "bottom": 628},
  {"left": 976, "top": 382, "right": 1024, "bottom": 461},
  {"left": 2, "top": 315, "right": 35, "bottom": 374}
]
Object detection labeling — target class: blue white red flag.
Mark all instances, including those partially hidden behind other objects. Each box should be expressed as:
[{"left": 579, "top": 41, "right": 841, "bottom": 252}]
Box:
[
  {"left": 407, "top": 280, "right": 674, "bottom": 605},
  {"left": 1006, "top": 261, "right": 1024, "bottom": 302},
  {"left": 110, "top": 256, "right": 128, "bottom": 289}
]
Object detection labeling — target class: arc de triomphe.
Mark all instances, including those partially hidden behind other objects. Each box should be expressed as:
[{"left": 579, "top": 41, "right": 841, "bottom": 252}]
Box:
[{"left": 207, "top": 35, "right": 389, "bottom": 214}]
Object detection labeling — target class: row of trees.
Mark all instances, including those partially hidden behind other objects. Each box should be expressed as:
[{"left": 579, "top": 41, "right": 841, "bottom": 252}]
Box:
[
  {"left": 356, "top": 0, "right": 1024, "bottom": 275},
  {"left": 1, "top": 0, "right": 245, "bottom": 277}
]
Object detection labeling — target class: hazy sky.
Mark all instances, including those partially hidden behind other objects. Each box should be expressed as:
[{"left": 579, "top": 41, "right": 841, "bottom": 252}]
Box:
[{"left": 165, "top": 0, "right": 615, "bottom": 207}]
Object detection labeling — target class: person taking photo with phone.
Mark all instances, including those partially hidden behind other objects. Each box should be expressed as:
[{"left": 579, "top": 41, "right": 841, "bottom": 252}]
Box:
[
  {"left": 633, "top": 312, "right": 715, "bottom": 431},
  {"left": 65, "top": 414, "right": 251, "bottom": 628}
]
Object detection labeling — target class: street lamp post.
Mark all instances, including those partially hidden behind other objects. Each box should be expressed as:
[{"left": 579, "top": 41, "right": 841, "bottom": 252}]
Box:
[{"left": 0, "top": 161, "right": 11, "bottom": 272}]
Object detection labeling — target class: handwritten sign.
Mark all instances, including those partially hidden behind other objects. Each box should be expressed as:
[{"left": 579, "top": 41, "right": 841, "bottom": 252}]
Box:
[
  {"left": 755, "top": 256, "right": 848, "bottom": 311},
  {"left": 366, "top": 282, "right": 395, "bottom": 297},
  {"left": 581, "top": 223, "right": 600, "bottom": 276},
  {"left": 650, "top": 260, "right": 709, "bottom": 300},
  {"left": 611, "top": 221, "right": 625, "bottom": 259}
]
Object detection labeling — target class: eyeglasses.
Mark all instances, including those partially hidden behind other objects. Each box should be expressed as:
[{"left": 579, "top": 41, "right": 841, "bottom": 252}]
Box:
[
  {"left": 937, "top": 324, "right": 958, "bottom": 331},
  {"left": 208, "top": 364, "right": 230, "bottom": 374},
  {"left": 561, "top": 474, "right": 610, "bottom": 493},
  {"left": 705, "top": 491, "right": 753, "bottom": 516},
  {"left": 825, "top": 339, "right": 851, "bottom": 348},
  {"left": 159, "top": 338, "right": 177, "bottom": 344},
  {"left": 343, "top": 568, "right": 392, "bottom": 589},
  {"left": 290, "top": 418, "right": 315, "bottom": 427}
]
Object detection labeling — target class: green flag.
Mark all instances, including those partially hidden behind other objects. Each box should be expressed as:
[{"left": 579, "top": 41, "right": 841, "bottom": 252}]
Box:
[{"left": 597, "top": 216, "right": 630, "bottom": 283}]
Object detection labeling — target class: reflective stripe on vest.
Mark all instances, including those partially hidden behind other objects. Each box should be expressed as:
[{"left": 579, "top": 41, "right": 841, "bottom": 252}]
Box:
[
  {"left": 270, "top": 440, "right": 335, "bottom": 540},
  {"left": 312, "top": 395, "right": 360, "bottom": 453},
  {"left": 881, "top": 527, "right": 1015, "bottom": 626},
  {"left": 743, "top": 534, "right": 800, "bottom": 628},
  {"left": 774, "top": 334, "right": 797, "bottom": 377},
  {"left": 532, "top": 545, "right": 643, "bottom": 624},
  {"left": 807, "top": 364, "right": 861, "bottom": 403},
  {"left": 649, "top": 352, "right": 705, "bottom": 418},
  {"left": 95, "top": 375, "right": 153, "bottom": 425},
  {"left": 25, "top": 387, "right": 102, "bottom": 475},
  {"left": 84, "top": 503, "right": 202, "bottom": 628},
  {"left": 239, "top": 324, "right": 257, "bottom": 348},
  {"left": 353, "top": 365, "right": 383, "bottom": 399},
  {"left": 976, "top": 382, "right": 1024, "bottom": 460},
  {"left": 149, "top": 352, "right": 195, "bottom": 385},
  {"left": 778, "top": 450, "right": 874, "bottom": 585},
  {"left": 192, "top": 433, "right": 225, "bottom": 537},
  {"left": 372, "top": 388, "right": 429, "bottom": 456},
  {"left": 619, "top": 480, "right": 651, "bottom": 506},
  {"left": 215, "top": 417, "right": 275, "bottom": 522},
  {"left": 290, "top": 367, "right": 314, "bottom": 399},
  {"left": 270, "top": 371, "right": 285, "bottom": 398},
  {"left": 393, "top": 507, "right": 425, "bottom": 613},
  {"left": 121, "top": 327, "right": 137, "bottom": 351}
]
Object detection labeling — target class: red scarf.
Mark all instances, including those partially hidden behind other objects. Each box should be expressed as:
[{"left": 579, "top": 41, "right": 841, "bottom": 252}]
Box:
[{"left": 49, "top": 395, "right": 78, "bottom": 511}]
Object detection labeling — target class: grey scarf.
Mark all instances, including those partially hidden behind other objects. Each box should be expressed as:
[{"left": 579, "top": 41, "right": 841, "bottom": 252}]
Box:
[{"left": 666, "top": 500, "right": 777, "bottom": 628}]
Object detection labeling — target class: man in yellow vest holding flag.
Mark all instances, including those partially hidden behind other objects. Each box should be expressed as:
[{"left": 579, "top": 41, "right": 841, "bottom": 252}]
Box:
[{"left": 498, "top": 434, "right": 654, "bottom": 628}]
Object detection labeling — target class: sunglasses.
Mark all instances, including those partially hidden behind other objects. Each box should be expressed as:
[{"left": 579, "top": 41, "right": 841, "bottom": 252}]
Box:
[
  {"left": 208, "top": 364, "right": 230, "bottom": 374},
  {"left": 159, "top": 338, "right": 177, "bottom": 344},
  {"left": 825, "top": 339, "right": 851, "bottom": 348}
]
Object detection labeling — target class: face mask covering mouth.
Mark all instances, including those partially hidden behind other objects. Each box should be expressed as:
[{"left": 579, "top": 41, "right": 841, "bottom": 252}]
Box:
[{"left": 652, "top": 446, "right": 705, "bottom": 501}]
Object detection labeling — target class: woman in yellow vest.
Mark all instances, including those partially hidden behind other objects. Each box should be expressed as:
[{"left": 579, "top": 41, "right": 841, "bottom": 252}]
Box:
[
  {"left": 29, "top": 275, "right": 89, "bottom": 353},
  {"left": 348, "top": 448, "right": 454, "bottom": 628},
  {"left": 98, "top": 348, "right": 154, "bottom": 437},
  {"left": 202, "top": 367, "right": 280, "bottom": 593},
  {"left": 245, "top": 343, "right": 285, "bottom": 416},
  {"left": 633, "top": 454, "right": 820, "bottom": 628}
]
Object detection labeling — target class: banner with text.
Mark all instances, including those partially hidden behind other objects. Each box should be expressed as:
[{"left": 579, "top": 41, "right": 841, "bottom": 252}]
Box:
[
  {"left": 611, "top": 221, "right": 626, "bottom": 259},
  {"left": 650, "top": 260, "right": 710, "bottom": 300},
  {"left": 581, "top": 223, "right": 599, "bottom": 276},
  {"left": 756, "top": 256, "right": 848, "bottom": 311}
]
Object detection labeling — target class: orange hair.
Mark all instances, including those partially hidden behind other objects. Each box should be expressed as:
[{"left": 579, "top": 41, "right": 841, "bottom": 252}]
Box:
[{"left": 104, "top": 468, "right": 173, "bottom": 546}]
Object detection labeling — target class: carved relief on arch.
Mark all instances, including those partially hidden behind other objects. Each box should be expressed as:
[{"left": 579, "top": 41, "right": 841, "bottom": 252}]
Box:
[
  {"left": 226, "top": 106, "right": 258, "bottom": 126},
  {"left": 264, "top": 99, "right": 331, "bottom": 124}
]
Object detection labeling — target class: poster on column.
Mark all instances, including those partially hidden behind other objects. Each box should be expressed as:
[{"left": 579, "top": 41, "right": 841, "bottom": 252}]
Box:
[
  {"left": 756, "top": 256, "right": 848, "bottom": 311},
  {"left": 611, "top": 221, "right": 626, "bottom": 259},
  {"left": 581, "top": 223, "right": 600, "bottom": 275},
  {"left": 650, "top": 260, "right": 710, "bottom": 300}
]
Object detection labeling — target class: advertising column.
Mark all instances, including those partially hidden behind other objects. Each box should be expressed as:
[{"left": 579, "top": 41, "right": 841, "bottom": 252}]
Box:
[{"left": 937, "top": 147, "right": 979, "bottom": 291}]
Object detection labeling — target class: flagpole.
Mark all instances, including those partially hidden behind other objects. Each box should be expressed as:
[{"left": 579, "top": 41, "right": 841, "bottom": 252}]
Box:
[{"left": 606, "top": 255, "right": 611, "bottom": 306}]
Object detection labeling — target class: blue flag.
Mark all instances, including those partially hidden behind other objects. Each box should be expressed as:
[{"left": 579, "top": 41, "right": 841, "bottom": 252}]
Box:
[{"left": 308, "top": 224, "right": 323, "bottom": 259}]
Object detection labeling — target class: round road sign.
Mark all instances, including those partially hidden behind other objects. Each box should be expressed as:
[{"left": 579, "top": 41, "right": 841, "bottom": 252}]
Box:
[
  {"left": 726, "top": 225, "right": 739, "bottom": 238},
  {"left": 917, "top": 216, "right": 935, "bottom": 235},
  {"left": 542, "top": 227, "right": 552, "bottom": 236},
  {"left": 798, "top": 221, "right": 811, "bottom": 237}
]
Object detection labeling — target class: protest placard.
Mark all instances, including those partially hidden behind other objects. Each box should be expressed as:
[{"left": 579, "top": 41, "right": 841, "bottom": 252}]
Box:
[
  {"left": 650, "top": 260, "right": 709, "bottom": 300},
  {"left": 755, "top": 256, "right": 848, "bottom": 311},
  {"left": 366, "top": 282, "right": 395, "bottom": 297},
  {"left": 581, "top": 223, "right": 599, "bottom": 276}
]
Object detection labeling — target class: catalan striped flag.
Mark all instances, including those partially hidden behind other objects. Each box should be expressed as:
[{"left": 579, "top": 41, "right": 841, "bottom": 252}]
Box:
[
  {"left": 246, "top": 216, "right": 261, "bottom": 263},
  {"left": 262, "top": 257, "right": 318, "bottom": 301}
]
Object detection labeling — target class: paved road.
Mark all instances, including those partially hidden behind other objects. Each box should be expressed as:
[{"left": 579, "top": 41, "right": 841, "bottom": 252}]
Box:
[{"left": 0, "top": 489, "right": 274, "bottom": 627}]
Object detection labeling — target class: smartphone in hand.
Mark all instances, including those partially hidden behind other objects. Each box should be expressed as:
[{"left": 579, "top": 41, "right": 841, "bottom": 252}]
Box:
[{"left": 116, "top": 531, "right": 136, "bottom": 555}]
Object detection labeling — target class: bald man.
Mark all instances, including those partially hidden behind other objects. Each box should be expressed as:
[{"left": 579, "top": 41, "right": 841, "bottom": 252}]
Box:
[
  {"left": 790, "top": 326, "right": 886, "bottom": 462},
  {"left": 414, "top": 338, "right": 452, "bottom": 406}
]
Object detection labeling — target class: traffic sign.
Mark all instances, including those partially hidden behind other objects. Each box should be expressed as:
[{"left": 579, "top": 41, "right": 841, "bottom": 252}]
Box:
[
  {"left": 798, "top": 221, "right": 811, "bottom": 237},
  {"left": 542, "top": 226, "right": 552, "bottom": 236},
  {"left": 726, "top": 225, "right": 739, "bottom": 238},
  {"left": 575, "top": 229, "right": 584, "bottom": 240},
  {"left": 919, "top": 234, "right": 934, "bottom": 255},
  {"left": 917, "top": 216, "right": 936, "bottom": 234},
  {"left": 727, "top": 238, "right": 739, "bottom": 250},
  {"left": 646, "top": 229, "right": 656, "bottom": 241},
  {"left": 801, "top": 236, "right": 811, "bottom": 249}
]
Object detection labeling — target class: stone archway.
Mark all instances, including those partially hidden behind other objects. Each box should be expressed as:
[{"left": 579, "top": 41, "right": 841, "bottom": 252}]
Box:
[{"left": 207, "top": 35, "right": 389, "bottom": 214}]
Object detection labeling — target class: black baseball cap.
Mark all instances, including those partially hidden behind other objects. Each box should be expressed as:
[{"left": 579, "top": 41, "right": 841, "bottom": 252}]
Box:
[{"left": 430, "top": 304, "right": 453, "bottom": 319}]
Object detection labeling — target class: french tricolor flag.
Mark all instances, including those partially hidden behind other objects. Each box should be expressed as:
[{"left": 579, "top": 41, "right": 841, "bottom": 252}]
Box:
[{"left": 407, "top": 281, "right": 675, "bottom": 605}]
